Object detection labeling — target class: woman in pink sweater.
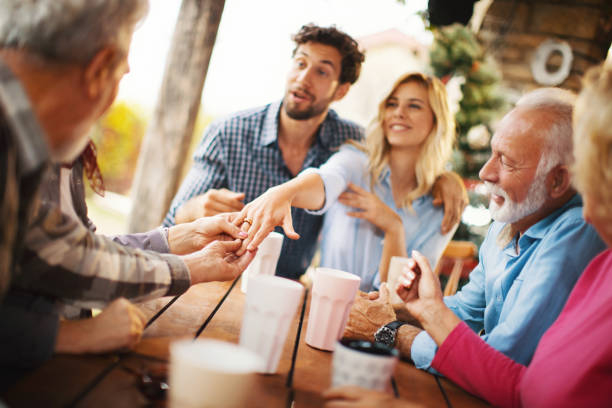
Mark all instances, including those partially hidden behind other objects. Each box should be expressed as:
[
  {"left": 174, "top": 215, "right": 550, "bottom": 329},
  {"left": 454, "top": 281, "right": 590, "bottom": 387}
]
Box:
[{"left": 323, "top": 64, "right": 612, "bottom": 408}]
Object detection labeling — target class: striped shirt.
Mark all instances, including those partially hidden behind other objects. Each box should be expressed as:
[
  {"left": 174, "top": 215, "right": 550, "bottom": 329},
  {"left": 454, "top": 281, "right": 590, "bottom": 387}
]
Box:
[{"left": 164, "top": 101, "right": 364, "bottom": 279}]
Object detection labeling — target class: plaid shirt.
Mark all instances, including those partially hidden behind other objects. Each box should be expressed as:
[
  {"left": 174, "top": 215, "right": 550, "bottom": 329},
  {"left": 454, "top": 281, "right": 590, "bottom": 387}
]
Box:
[
  {"left": 0, "top": 58, "right": 56, "bottom": 369},
  {"left": 0, "top": 60, "right": 190, "bottom": 309},
  {"left": 164, "top": 101, "right": 364, "bottom": 279},
  {"left": 0, "top": 59, "right": 48, "bottom": 298},
  {"left": 14, "top": 161, "right": 184, "bottom": 310}
]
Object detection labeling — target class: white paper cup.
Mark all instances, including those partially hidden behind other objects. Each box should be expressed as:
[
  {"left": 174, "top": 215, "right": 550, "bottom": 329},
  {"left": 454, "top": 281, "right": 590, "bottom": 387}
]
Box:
[
  {"left": 239, "top": 274, "right": 304, "bottom": 373},
  {"left": 169, "top": 339, "right": 264, "bottom": 408},
  {"left": 332, "top": 338, "right": 399, "bottom": 391},
  {"left": 241, "top": 231, "right": 284, "bottom": 293},
  {"left": 387, "top": 256, "right": 413, "bottom": 305},
  {"left": 305, "top": 268, "right": 361, "bottom": 351}
]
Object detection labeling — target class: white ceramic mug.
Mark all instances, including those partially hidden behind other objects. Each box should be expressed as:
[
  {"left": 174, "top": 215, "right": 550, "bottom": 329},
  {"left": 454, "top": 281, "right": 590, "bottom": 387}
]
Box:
[
  {"left": 332, "top": 338, "right": 399, "bottom": 391},
  {"left": 241, "top": 231, "right": 284, "bottom": 293},
  {"left": 305, "top": 267, "right": 361, "bottom": 351},
  {"left": 168, "top": 339, "right": 264, "bottom": 408},
  {"left": 239, "top": 274, "right": 304, "bottom": 373}
]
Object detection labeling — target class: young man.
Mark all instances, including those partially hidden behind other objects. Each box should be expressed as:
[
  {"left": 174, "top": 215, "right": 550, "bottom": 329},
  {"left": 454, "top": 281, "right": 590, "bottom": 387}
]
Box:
[{"left": 165, "top": 24, "right": 466, "bottom": 279}]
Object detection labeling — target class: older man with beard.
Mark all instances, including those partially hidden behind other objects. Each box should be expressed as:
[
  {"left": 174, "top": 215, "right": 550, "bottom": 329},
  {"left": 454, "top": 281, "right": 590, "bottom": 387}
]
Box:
[{"left": 341, "top": 87, "right": 606, "bottom": 374}]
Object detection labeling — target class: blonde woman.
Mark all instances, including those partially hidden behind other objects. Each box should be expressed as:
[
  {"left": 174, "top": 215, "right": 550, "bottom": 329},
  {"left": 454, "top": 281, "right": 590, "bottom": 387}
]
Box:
[
  {"left": 239, "top": 72, "right": 458, "bottom": 291},
  {"left": 327, "top": 63, "right": 612, "bottom": 408}
]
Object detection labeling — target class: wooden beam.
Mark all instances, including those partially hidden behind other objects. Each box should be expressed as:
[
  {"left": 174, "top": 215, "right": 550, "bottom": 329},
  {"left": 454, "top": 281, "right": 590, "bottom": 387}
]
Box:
[{"left": 128, "top": 0, "right": 225, "bottom": 232}]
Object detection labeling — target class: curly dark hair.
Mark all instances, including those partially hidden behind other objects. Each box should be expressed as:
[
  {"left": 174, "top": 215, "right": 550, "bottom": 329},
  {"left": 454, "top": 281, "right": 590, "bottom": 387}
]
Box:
[{"left": 291, "top": 24, "right": 365, "bottom": 85}]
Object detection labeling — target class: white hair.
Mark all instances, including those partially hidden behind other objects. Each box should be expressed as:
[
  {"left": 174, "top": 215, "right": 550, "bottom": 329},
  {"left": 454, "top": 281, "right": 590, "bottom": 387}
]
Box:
[
  {"left": 0, "top": 0, "right": 148, "bottom": 63},
  {"left": 516, "top": 87, "right": 576, "bottom": 173}
]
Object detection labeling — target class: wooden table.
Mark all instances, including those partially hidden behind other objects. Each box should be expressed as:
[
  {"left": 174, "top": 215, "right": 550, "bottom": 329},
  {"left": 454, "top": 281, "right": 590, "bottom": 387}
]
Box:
[{"left": 2, "top": 279, "right": 489, "bottom": 407}]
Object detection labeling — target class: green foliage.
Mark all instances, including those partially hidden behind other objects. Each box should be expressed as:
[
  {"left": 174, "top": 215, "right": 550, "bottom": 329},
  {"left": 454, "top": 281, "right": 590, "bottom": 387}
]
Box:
[
  {"left": 90, "top": 102, "right": 147, "bottom": 194},
  {"left": 429, "top": 24, "right": 508, "bottom": 250},
  {"left": 430, "top": 24, "right": 507, "bottom": 179}
]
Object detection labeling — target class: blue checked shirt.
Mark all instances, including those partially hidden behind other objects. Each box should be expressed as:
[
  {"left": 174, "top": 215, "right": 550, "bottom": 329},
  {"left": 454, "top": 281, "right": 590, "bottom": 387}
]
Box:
[
  {"left": 164, "top": 101, "right": 364, "bottom": 279},
  {"left": 411, "top": 194, "right": 606, "bottom": 373}
]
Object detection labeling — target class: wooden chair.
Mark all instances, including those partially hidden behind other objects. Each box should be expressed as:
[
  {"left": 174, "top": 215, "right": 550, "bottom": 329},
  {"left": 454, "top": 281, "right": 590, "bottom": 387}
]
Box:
[{"left": 435, "top": 241, "right": 478, "bottom": 296}]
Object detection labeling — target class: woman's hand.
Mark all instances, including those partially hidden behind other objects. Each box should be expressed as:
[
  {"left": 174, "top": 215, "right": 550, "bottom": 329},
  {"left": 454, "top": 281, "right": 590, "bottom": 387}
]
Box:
[
  {"left": 338, "top": 183, "right": 402, "bottom": 234},
  {"left": 168, "top": 213, "right": 248, "bottom": 255},
  {"left": 233, "top": 172, "right": 326, "bottom": 254},
  {"left": 431, "top": 172, "right": 468, "bottom": 234},
  {"left": 395, "top": 250, "right": 460, "bottom": 346},
  {"left": 233, "top": 185, "right": 301, "bottom": 255}
]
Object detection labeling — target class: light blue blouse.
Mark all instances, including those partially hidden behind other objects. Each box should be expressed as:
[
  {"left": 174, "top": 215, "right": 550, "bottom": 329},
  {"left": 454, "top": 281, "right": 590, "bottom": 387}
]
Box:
[{"left": 304, "top": 144, "right": 453, "bottom": 292}]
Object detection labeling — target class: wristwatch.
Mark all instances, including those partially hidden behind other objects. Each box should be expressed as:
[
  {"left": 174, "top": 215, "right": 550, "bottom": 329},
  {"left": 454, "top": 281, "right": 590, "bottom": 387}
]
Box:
[{"left": 374, "top": 320, "right": 407, "bottom": 347}]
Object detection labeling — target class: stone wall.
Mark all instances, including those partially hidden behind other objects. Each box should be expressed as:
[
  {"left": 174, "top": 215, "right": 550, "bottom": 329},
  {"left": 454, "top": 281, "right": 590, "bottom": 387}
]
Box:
[{"left": 479, "top": 0, "right": 611, "bottom": 96}]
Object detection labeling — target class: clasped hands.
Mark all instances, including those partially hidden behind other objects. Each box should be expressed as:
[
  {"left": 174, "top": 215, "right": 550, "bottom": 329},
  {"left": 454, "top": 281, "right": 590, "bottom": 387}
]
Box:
[{"left": 323, "top": 251, "right": 458, "bottom": 407}]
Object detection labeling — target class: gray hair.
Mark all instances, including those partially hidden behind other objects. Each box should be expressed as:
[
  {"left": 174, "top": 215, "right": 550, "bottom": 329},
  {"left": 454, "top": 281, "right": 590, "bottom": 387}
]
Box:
[
  {"left": 516, "top": 87, "right": 576, "bottom": 174},
  {"left": 0, "top": 0, "right": 148, "bottom": 63}
]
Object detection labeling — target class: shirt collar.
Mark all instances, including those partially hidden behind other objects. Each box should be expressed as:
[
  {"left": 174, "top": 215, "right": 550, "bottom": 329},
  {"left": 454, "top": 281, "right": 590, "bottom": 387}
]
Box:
[
  {"left": 260, "top": 100, "right": 341, "bottom": 149},
  {"left": 378, "top": 166, "right": 391, "bottom": 186},
  {"left": 500, "top": 193, "right": 583, "bottom": 255},
  {"left": 523, "top": 193, "right": 583, "bottom": 239},
  {"left": 0, "top": 59, "right": 49, "bottom": 178},
  {"left": 260, "top": 101, "right": 282, "bottom": 146}
]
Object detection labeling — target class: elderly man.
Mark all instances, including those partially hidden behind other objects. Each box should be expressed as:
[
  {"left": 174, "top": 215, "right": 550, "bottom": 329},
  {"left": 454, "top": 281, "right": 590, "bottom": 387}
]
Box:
[
  {"left": 163, "top": 24, "right": 467, "bottom": 279},
  {"left": 342, "top": 87, "right": 606, "bottom": 374},
  {"left": 0, "top": 0, "right": 253, "bottom": 379}
]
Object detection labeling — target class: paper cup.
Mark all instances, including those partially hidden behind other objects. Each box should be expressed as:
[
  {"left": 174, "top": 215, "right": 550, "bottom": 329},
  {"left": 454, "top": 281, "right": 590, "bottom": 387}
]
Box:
[
  {"left": 387, "top": 256, "right": 412, "bottom": 305},
  {"left": 169, "top": 339, "right": 263, "bottom": 408},
  {"left": 332, "top": 338, "right": 399, "bottom": 391},
  {"left": 305, "top": 268, "right": 361, "bottom": 351},
  {"left": 241, "top": 231, "right": 284, "bottom": 293},
  {"left": 239, "top": 274, "right": 304, "bottom": 373}
]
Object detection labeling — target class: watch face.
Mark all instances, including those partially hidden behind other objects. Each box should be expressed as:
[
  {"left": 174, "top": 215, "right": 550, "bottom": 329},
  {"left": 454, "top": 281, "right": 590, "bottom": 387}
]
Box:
[{"left": 374, "top": 326, "right": 396, "bottom": 347}]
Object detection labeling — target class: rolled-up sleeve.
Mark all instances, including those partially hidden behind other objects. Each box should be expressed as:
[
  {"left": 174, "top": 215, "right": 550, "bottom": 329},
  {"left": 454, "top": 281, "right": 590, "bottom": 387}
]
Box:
[
  {"left": 164, "top": 123, "right": 227, "bottom": 226},
  {"left": 110, "top": 226, "right": 170, "bottom": 253},
  {"left": 14, "top": 205, "right": 190, "bottom": 309},
  {"left": 304, "top": 144, "right": 366, "bottom": 215}
]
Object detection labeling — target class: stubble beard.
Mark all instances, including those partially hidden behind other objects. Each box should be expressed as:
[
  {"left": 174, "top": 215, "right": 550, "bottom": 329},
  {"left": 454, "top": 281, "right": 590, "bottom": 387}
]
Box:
[{"left": 283, "top": 91, "right": 332, "bottom": 121}]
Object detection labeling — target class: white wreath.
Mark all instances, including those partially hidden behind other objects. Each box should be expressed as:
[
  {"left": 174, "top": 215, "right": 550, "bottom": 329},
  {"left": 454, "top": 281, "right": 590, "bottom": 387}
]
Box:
[{"left": 530, "top": 39, "right": 573, "bottom": 86}]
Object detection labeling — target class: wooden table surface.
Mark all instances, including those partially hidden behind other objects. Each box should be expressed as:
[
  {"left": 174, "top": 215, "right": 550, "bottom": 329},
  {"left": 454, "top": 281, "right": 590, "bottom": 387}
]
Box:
[{"left": 2, "top": 279, "right": 490, "bottom": 407}]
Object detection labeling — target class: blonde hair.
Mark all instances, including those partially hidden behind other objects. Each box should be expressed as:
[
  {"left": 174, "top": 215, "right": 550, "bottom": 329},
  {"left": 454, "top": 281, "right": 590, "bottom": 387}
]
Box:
[
  {"left": 351, "top": 72, "right": 455, "bottom": 208},
  {"left": 572, "top": 63, "right": 612, "bottom": 221}
]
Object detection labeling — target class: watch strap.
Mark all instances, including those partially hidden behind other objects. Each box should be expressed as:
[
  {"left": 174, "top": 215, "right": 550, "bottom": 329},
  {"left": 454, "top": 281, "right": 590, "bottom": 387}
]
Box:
[{"left": 385, "top": 320, "right": 407, "bottom": 331}]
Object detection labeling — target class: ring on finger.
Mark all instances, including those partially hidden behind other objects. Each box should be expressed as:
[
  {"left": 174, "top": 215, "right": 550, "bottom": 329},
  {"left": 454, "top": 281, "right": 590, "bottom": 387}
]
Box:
[{"left": 243, "top": 217, "right": 253, "bottom": 226}]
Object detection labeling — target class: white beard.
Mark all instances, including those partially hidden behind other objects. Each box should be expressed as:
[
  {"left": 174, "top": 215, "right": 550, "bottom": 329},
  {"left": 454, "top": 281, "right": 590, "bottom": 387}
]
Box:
[{"left": 485, "top": 172, "right": 549, "bottom": 224}]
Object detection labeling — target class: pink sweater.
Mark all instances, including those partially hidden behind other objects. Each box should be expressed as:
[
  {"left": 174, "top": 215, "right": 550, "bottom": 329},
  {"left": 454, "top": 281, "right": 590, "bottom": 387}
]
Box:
[{"left": 432, "top": 249, "right": 612, "bottom": 408}]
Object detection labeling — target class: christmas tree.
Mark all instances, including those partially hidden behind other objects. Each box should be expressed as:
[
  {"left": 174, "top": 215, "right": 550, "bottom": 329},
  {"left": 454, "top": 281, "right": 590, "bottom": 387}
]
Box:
[{"left": 429, "top": 23, "right": 506, "bottom": 180}]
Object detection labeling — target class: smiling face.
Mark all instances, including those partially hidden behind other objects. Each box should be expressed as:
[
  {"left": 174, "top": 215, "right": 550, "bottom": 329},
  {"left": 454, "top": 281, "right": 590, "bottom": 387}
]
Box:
[
  {"left": 382, "top": 80, "right": 435, "bottom": 150},
  {"left": 479, "top": 107, "right": 550, "bottom": 224},
  {"left": 283, "top": 41, "right": 348, "bottom": 121}
]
